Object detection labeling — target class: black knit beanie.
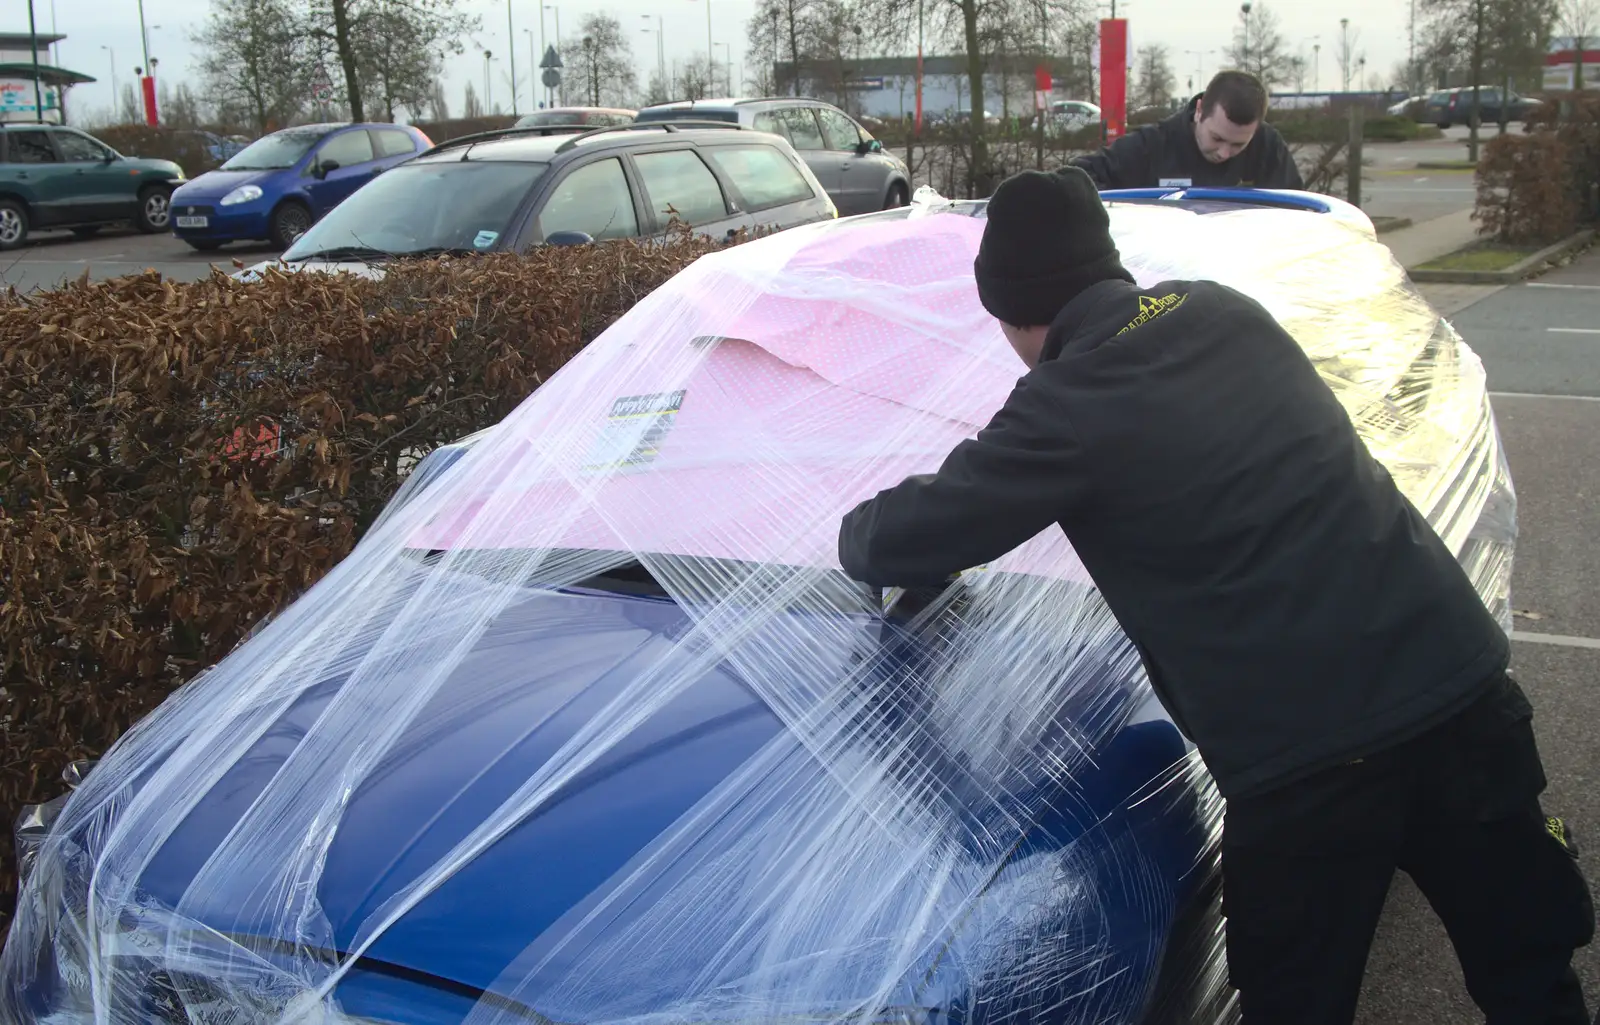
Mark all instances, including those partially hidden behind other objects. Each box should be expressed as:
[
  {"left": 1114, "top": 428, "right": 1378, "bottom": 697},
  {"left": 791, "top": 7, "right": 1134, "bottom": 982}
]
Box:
[{"left": 973, "top": 167, "right": 1133, "bottom": 327}]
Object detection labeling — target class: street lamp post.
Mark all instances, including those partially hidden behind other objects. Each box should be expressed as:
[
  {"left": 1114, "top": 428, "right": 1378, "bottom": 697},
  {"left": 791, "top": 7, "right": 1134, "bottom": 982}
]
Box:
[
  {"left": 101, "top": 45, "right": 116, "bottom": 111},
  {"left": 483, "top": 50, "right": 493, "bottom": 112},
  {"left": 1313, "top": 42, "right": 1321, "bottom": 92},
  {"left": 26, "top": 0, "right": 43, "bottom": 123},
  {"left": 539, "top": 6, "right": 548, "bottom": 107},
  {"left": 1339, "top": 18, "right": 1350, "bottom": 92},
  {"left": 524, "top": 28, "right": 537, "bottom": 108},
  {"left": 1240, "top": 2, "right": 1253, "bottom": 76},
  {"left": 1185, "top": 49, "right": 1212, "bottom": 93},
  {"left": 506, "top": 0, "right": 518, "bottom": 115},
  {"left": 702, "top": 0, "right": 715, "bottom": 97},
  {"left": 717, "top": 42, "right": 732, "bottom": 95},
  {"left": 545, "top": 5, "right": 562, "bottom": 105}
]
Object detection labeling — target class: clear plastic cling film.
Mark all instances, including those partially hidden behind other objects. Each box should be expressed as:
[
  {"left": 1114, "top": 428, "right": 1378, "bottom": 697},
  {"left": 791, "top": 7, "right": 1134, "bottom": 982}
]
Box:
[{"left": 4, "top": 192, "right": 1513, "bottom": 1025}]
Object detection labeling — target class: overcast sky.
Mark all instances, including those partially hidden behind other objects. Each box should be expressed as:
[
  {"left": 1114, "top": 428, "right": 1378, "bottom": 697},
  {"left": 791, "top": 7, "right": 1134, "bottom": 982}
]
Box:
[{"left": 28, "top": 0, "right": 1423, "bottom": 121}]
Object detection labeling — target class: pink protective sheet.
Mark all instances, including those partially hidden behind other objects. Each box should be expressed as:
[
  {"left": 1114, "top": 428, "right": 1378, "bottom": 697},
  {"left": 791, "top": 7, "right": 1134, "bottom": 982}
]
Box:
[{"left": 406, "top": 216, "right": 1086, "bottom": 579}]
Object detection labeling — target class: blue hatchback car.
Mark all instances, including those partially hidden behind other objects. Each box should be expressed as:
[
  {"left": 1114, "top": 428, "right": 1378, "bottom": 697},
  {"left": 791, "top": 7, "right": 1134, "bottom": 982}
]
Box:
[{"left": 169, "top": 122, "right": 432, "bottom": 251}]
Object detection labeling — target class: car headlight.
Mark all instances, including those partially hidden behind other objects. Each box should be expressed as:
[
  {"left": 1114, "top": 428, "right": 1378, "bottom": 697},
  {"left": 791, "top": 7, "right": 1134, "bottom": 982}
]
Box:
[{"left": 221, "top": 185, "right": 263, "bottom": 206}]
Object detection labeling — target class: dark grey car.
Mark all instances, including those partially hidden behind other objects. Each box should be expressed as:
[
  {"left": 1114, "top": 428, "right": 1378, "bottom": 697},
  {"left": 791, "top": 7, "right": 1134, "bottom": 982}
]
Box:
[
  {"left": 271, "top": 122, "right": 838, "bottom": 266},
  {"left": 634, "top": 98, "right": 912, "bottom": 216}
]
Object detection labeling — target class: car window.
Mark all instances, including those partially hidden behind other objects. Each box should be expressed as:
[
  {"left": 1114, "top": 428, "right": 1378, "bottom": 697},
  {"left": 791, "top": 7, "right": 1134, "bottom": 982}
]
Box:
[
  {"left": 774, "top": 108, "right": 824, "bottom": 151},
  {"left": 284, "top": 160, "right": 549, "bottom": 259},
  {"left": 817, "top": 108, "right": 862, "bottom": 151},
  {"left": 704, "top": 144, "right": 815, "bottom": 210},
  {"left": 53, "top": 130, "right": 109, "bottom": 162},
  {"left": 317, "top": 130, "right": 376, "bottom": 169},
  {"left": 372, "top": 128, "right": 417, "bottom": 158},
  {"left": 222, "top": 130, "right": 323, "bottom": 170},
  {"left": 753, "top": 112, "right": 788, "bottom": 140},
  {"left": 633, "top": 149, "right": 729, "bottom": 226},
  {"left": 6, "top": 130, "right": 57, "bottom": 164},
  {"left": 538, "top": 157, "right": 639, "bottom": 240}
]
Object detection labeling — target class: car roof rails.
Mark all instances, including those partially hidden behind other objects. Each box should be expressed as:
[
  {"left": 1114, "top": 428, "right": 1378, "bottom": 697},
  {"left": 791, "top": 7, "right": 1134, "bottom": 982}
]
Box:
[
  {"left": 416, "top": 124, "right": 589, "bottom": 158},
  {"left": 553, "top": 120, "right": 745, "bottom": 154}
]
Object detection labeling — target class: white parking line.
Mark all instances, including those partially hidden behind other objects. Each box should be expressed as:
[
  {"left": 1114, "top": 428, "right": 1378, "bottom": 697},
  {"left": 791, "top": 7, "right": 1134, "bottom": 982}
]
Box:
[
  {"left": 1511, "top": 631, "right": 1600, "bottom": 651},
  {"left": 1549, "top": 327, "right": 1600, "bottom": 334},
  {"left": 1490, "top": 391, "right": 1600, "bottom": 402},
  {"left": 1526, "top": 282, "right": 1600, "bottom": 290}
]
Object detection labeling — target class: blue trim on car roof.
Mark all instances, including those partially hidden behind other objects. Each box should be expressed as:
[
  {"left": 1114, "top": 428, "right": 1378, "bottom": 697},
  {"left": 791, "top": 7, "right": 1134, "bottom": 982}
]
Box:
[{"left": 1099, "top": 187, "right": 1332, "bottom": 213}]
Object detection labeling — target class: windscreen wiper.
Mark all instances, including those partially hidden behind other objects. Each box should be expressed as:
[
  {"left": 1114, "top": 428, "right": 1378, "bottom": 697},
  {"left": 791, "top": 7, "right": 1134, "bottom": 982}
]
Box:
[{"left": 286, "top": 245, "right": 392, "bottom": 263}]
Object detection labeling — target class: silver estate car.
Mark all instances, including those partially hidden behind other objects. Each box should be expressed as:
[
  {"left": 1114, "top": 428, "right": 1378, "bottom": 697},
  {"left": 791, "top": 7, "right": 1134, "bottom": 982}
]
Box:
[{"left": 635, "top": 98, "right": 912, "bottom": 216}]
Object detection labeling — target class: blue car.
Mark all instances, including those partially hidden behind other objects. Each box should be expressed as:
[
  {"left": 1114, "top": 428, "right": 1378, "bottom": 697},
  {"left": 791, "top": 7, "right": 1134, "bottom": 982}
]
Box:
[
  {"left": 168, "top": 122, "right": 432, "bottom": 251},
  {"left": 2, "top": 188, "right": 1512, "bottom": 1025}
]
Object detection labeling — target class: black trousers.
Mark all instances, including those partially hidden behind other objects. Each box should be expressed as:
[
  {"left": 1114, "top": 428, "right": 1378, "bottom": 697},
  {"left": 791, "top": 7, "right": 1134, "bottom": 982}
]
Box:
[{"left": 1220, "top": 674, "right": 1595, "bottom": 1025}]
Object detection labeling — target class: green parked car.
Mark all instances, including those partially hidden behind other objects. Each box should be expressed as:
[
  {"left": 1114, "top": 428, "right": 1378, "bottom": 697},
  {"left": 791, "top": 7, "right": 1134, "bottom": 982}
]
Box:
[{"left": 0, "top": 124, "right": 186, "bottom": 250}]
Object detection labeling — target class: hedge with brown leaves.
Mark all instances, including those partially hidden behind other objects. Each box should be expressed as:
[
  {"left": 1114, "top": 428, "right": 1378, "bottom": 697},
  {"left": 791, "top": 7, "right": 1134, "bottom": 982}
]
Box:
[
  {"left": 0, "top": 239, "right": 722, "bottom": 930},
  {"left": 1476, "top": 95, "right": 1600, "bottom": 245}
]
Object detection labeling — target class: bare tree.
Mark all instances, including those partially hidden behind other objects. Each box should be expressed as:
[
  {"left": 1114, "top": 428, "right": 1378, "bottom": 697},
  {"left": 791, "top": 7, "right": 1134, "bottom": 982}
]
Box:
[
  {"left": 748, "top": 0, "right": 825, "bottom": 96},
  {"left": 676, "top": 54, "right": 717, "bottom": 100},
  {"left": 1424, "top": 0, "right": 1487, "bottom": 158},
  {"left": 1226, "top": 2, "right": 1294, "bottom": 87},
  {"left": 193, "top": 0, "right": 307, "bottom": 135},
  {"left": 462, "top": 78, "right": 483, "bottom": 118},
  {"left": 117, "top": 82, "right": 144, "bottom": 124},
  {"left": 1288, "top": 53, "right": 1310, "bottom": 92},
  {"left": 1485, "top": 0, "right": 1558, "bottom": 129},
  {"left": 563, "top": 13, "right": 639, "bottom": 108},
  {"left": 157, "top": 81, "right": 210, "bottom": 129},
  {"left": 852, "top": 0, "right": 1086, "bottom": 194},
  {"left": 426, "top": 78, "right": 450, "bottom": 120},
  {"left": 643, "top": 68, "right": 674, "bottom": 105},
  {"left": 1562, "top": 0, "right": 1598, "bottom": 88},
  {"left": 1133, "top": 44, "right": 1177, "bottom": 108},
  {"left": 306, "top": 0, "right": 476, "bottom": 122}
]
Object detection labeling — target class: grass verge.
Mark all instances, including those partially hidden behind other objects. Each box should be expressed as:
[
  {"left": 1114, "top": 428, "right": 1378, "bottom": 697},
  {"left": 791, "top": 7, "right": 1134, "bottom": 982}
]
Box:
[{"left": 1415, "top": 243, "right": 1540, "bottom": 271}]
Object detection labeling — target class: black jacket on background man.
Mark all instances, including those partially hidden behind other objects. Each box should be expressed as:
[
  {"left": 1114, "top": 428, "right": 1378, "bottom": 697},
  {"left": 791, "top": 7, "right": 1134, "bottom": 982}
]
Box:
[
  {"left": 837, "top": 278, "right": 1508, "bottom": 799},
  {"left": 1071, "top": 95, "right": 1305, "bottom": 190}
]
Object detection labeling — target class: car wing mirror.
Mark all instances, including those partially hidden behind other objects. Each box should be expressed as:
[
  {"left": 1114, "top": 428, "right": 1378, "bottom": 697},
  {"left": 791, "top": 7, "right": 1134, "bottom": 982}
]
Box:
[
  {"left": 315, "top": 160, "right": 340, "bottom": 179},
  {"left": 546, "top": 230, "right": 594, "bottom": 247}
]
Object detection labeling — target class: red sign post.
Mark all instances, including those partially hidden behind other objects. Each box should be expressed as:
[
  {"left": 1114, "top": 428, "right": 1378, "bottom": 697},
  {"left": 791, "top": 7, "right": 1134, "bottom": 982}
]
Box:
[
  {"left": 141, "top": 75, "right": 158, "bottom": 126},
  {"left": 1099, "top": 18, "right": 1128, "bottom": 142}
]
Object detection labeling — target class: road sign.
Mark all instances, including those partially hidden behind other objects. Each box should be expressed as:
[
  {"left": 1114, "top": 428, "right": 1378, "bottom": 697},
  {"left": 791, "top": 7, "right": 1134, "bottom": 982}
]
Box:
[
  {"left": 542, "top": 68, "right": 562, "bottom": 89},
  {"left": 311, "top": 64, "right": 335, "bottom": 104},
  {"left": 540, "top": 46, "right": 563, "bottom": 69}
]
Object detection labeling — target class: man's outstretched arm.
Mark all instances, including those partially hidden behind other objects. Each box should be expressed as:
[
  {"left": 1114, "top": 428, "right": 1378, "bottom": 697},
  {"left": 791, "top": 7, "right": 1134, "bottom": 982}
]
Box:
[
  {"left": 1070, "top": 131, "right": 1153, "bottom": 189},
  {"left": 838, "top": 372, "right": 1091, "bottom": 589}
]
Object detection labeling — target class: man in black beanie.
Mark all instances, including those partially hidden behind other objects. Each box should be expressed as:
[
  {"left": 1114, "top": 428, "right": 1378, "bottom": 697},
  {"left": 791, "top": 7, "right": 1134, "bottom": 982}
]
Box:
[{"left": 837, "top": 167, "right": 1593, "bottom": 1024}]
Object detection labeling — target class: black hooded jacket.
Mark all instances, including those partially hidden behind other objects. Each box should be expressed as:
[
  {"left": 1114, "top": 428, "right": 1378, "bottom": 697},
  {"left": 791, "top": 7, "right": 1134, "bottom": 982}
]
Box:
[
  {"left": 1072, "top": 96, "right": 1305, "bottom": 190},
  {"left": 837, "top": 278, "right": 1508, "bottom": 799}
]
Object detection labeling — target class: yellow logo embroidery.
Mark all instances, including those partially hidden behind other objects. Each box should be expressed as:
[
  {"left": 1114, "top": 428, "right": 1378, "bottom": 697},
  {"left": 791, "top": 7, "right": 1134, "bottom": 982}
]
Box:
[{"left": 1117, "top": 292, "right": 1188, "bottom": 335}]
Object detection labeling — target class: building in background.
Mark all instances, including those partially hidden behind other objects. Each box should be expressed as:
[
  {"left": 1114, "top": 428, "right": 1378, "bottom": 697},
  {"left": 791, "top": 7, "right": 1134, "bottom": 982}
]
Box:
[
  {"left": 0, "top": 31, "right": 94, "bottom": 124},
  {"left": 773, "top": 55, "right": 1088, "bottom": 122},
  {"left": 1544, "top": 37, "right": 1600, "bottom": 91}
]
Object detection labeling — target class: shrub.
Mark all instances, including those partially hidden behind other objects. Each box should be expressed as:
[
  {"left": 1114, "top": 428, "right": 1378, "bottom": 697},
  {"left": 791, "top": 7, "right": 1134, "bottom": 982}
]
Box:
[
  {"left": 92, "top": 124, "right": 228, "bottom": 177},
  {"left": 0, "top": 238, "right": 722, "bottom": 930},
  {"left": 1474, "top": 96, "right": 1600, "bottom": 244}
]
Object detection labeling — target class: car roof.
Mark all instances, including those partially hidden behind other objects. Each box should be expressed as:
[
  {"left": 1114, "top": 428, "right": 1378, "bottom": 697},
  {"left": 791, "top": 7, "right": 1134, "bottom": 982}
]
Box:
[
  {"left": 413, "top": 122, "right": 762, "bottom": 164},
  {"left": 641, "top": 97, "right": 836, "bottom": 112}
]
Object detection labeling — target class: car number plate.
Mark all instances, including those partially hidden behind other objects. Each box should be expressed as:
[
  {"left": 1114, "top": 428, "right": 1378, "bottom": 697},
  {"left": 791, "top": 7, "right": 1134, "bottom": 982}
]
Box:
[{"left": 176, "top": 216, "right": 209, "bottom": 228}]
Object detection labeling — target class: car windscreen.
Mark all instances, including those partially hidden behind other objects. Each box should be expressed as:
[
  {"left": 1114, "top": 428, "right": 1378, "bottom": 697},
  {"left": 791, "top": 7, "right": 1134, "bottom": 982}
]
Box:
[
  {"left": 281, "top": 160, "right": 550, "bottom": 261},
  {"left": 635, "top": 108, "right": 739, "bottom": 123},
  {"left": 221, "top": 130, "right": 325, "bottom": 170}
]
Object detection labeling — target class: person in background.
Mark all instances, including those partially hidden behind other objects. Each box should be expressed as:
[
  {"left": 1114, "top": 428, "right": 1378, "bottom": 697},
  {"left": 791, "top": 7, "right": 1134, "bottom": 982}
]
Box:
[{"left": 1072, "top": 70, "right": 1305, "bottom": 190}]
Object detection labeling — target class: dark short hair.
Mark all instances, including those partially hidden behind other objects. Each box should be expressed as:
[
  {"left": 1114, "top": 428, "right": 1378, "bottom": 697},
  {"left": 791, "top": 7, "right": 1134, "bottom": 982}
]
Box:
[{"left": 1201, "top": 71, "right": 1268, "bottom": 125}]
